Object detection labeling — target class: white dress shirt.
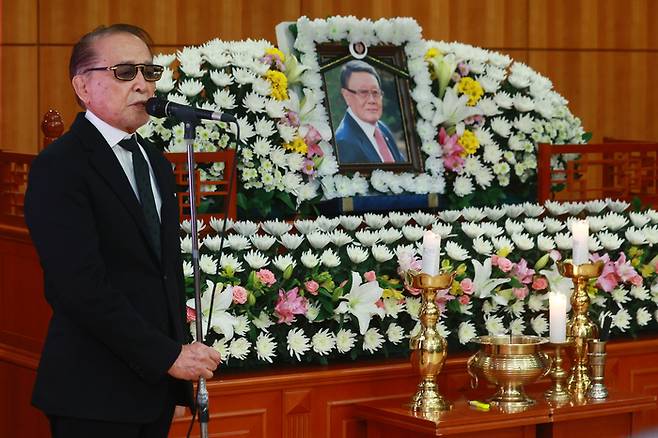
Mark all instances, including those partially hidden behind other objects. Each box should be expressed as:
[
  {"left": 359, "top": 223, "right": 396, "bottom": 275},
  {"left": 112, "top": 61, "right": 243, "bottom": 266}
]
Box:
[{"left": 85, "top": 110, "right": 162, "bottom": 220}]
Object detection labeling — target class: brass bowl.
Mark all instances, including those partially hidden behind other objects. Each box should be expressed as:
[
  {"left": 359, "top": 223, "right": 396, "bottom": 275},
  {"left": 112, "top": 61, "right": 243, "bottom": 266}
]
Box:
[{"left": 467, "top": 335, "right": 552, "bottom": 410}]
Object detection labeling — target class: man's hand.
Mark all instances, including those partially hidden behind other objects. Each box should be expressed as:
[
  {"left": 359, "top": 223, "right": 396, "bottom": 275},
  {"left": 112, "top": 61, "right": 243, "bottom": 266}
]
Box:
[{"left": 167, "top": 342, "right": 221, "bottom": 380}]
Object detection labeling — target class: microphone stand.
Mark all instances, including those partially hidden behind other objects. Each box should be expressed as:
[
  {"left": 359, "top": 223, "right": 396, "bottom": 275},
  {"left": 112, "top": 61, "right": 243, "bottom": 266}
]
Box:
[{"left": 182, "top": 116, "right": 210, "bottom": 438}]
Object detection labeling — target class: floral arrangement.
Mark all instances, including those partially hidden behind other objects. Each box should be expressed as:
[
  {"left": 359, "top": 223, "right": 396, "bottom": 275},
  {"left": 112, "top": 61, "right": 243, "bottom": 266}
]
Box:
[
  {"left": 139, "top": 39, "right": 332, "bottom": 218},
  {"left": 182, "top": 199, "right": 658, "bottom": 368},
  {"left": 423, "top": 41, "right": 587, "bottom": 207}
]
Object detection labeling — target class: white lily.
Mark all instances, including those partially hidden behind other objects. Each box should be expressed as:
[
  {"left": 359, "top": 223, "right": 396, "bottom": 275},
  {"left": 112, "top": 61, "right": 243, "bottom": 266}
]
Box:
[
  {"left": 335, "top": 272, "right": 384, "bottom": 335},
  {"left": 187, "top": 280, "right": 238, "bottom": 341},
  {"left": 472, "top": 258, "right": 510, "bottom": 299}
]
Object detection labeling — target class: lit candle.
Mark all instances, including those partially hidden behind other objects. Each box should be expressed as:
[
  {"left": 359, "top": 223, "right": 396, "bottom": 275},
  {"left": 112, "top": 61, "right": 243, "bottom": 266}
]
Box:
[
  {"left": 572, "top": 219, "right": 589, "bottom": 265},
  {"left": 549, "top": 291, "right": 567, "bottom": 343},
  {"left": 421, "top": 230, "right": 441, "bottom": 276}
]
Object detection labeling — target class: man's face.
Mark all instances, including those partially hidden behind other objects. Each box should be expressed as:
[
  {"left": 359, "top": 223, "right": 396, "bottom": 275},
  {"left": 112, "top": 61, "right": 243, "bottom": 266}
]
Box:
[
  {"left": 341, "top": 71, "right": 383, "bottom": 125},
  {"left": 72, "top": 32, "right": 155, "bottom": 133}
]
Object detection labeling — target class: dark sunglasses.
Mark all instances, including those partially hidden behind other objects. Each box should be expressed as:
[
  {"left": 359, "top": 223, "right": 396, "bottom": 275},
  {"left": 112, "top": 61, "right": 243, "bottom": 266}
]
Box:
[{"left": 83, "top": 63, "right": 164, "bottom": 82}]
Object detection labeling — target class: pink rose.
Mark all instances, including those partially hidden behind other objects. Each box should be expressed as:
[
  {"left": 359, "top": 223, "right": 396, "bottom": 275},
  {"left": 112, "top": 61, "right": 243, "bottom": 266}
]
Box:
[
  {"left": 364, "top": 271, "right": 377, "bottom": 283},
  {"left": 513, "top": 286, "right": 529, "bottom": 300},
  {"left": 459, "top": 295, "right": 470, "bottom": 305},
  {"left": 186, "top": 306, "right": 196, "bottom": 323},
  {"left": 232, "top": 286, "right": 248, "bottom": 304},
  {"left": 531, "top": 277, "right": 548, "bottom": 290},
  {"left": 460, "top": 278, "right": 474, "bottom": 295},
  {"left": 256, "top": 269, "right": 276, "bottom": 286},
  {"left": 630, "top": 275, "right": 643, "bottom": 287},
  {"left": 497, "top": 257, "right": 514, "bottom": 273},
  {"left": 304, "top": 280, "right": 320, "bottom": 295}
]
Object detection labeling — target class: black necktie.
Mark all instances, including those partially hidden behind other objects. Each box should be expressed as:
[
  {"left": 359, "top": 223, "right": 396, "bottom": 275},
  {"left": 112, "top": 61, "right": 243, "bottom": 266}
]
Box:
[{"left": 118, "top": 136, "right": 161, "bottom": 257}]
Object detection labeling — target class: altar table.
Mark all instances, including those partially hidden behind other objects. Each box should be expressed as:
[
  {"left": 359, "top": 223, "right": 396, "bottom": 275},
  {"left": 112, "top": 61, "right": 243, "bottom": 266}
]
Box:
[{"left": 358, "top": 391, "right": 657, "bottom": 438}]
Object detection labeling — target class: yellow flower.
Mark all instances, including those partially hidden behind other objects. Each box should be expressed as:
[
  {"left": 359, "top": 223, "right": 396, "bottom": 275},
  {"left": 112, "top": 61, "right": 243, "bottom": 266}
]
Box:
[
  {"left": 457, "top": 77, "right": 484, "bottom": 106},
  {"left": 284, "top": 136, "right": 308, "bottom": 154},
  {"left": 265, "top": 47, "right": 285, "bottom": 63},
  {"left": 496, "top": 247, "right": 511, "bottom": 258},
  {"left": 640, "top": 264, "right": 655, "bottom": 277},
  {"left": 450, "top": 280, "right": 461, "bottom": 295},
  {"left": 629, "top": 246, "right": 643, "bottom": 257},
  {"left": 631, "top": 257, "right": 641, "bottom": 268},
  {"left": 455, "top": 263, "right": 467, "bottom": 276},
  {"left": 458, "top": 130, "right": 480, "bottom": 155},
  {"left": 265, "top": 70, "right": 288, "bottom": 101},
  {"left": 424, "top": 47, "right": 439, "bottom": 60},
  {"left": 382, "top": 288, "right": 404, "bottom": 300}
]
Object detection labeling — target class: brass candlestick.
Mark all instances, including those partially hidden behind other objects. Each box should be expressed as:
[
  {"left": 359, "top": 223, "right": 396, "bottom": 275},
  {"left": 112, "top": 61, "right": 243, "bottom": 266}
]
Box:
[
  {"left": 587, "top": 339, "right": 609, "bottom": 400},
  {"left": 557, "top": 261, "right": 604, "bottom": 398},
  {"left": 409, "top": 272, "right": 454, "bottom": 413},
  {"left": 544, "top": 341, "right": 572, "bottom": 404}
]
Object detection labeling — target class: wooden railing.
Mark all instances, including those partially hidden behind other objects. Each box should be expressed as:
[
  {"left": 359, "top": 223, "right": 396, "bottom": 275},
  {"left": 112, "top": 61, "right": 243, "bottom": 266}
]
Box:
[{"left": 538, "top": 142, "right": 658, "bottom": 207}]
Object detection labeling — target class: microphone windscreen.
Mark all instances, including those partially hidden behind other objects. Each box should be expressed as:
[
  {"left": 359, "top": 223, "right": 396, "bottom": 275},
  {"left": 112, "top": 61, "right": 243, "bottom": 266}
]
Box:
[{"left": 145, "top": 97, "right": 168, "bottom": 118}]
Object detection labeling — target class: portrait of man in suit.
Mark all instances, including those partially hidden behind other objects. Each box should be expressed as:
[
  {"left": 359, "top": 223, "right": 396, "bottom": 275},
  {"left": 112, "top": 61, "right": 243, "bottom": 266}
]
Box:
[{"left": 334, "top": 60, "right": 407, "bottom": 164}]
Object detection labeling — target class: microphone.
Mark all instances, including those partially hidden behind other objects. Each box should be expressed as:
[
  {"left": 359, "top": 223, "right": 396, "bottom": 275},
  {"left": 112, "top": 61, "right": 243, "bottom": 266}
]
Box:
[{"left": 145, "top": 97, "right": 236, "bottom": 123}]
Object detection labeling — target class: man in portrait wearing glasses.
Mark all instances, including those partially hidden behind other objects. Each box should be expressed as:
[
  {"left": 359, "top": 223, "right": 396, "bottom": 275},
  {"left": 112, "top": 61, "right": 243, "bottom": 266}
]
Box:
[
  {"left": 24, "top": 24, "right": 220, "bottom": 438},
  {"left": 335, "top": 60, "right": 405, "bottom": 164}
]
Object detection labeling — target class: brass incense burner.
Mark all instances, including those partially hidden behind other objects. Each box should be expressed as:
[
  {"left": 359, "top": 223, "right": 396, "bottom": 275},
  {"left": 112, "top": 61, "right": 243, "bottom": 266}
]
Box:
[
  {"left": 468, "top": 335, "right": 551, "bottom": 410},
  {"left": 557, "top": 260, "right": 604, "bottom": 397},
  {"left": 409, "top": 272, "right": 454, "bottom": 414}
]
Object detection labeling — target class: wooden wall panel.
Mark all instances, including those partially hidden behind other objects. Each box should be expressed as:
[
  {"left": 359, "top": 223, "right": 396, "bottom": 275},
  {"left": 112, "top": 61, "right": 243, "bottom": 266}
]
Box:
[
  {"left": 528, "top": 0, "right": 658, "bottom": 50},
  {"left": 1, "top": 0, "right": 38, "bottom": 44},
  {"left": 1, "top": 46, "right": 38, "bottom": 154},
  {"left": 529, "top": 50, "right": 658, "bottom": 142}
]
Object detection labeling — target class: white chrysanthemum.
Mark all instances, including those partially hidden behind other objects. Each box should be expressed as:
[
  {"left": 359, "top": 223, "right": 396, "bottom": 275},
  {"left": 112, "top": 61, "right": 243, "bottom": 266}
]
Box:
[
  {"left": 490, "top": 117, "right": 512, "bottom": 138},
  {"left": 336, "top": 329, "right": 357, "bottom": 354},
  {"left": 363, "top": 213, "right": 389, "bottom": 229},
  {"left": 511, "top": 232, "right": 534, "bottom": 251},
  {"left": 243, "top": 250, "right": 269, "bottom": 269},
  {"left": 209, "top": 70, "right": 233, "bottom": 87},
  {"left": 180, "top": 236, "right": 202, "bottom": 254},
  {"left": 300, "top": 250, "right": 320, "bottom": 268},
  {"left": 199, "top": 254, "right": 218, "bottom": 275},
  {"left": 462, "top": 222, "right": 485, "bottom": 239},
  {"left": 531, "top": 315, "right": 549, "bottom": 335},
  {"left": 597, "top": 231, "right": 624, "bottom": 251},
  {"left": 625, "top": 227, "right": 648, "bottom": 245},
  {"left": 250, "top": 234, "right": 276, "bottom": 251},
  {"left": 554, "top": 232, "right": 572, "bottom": 250},
  {"left": 436, "top": 319, "right": 450, "bottom": 337},
  {"left": 523, "top": 218, "right": 546, "bottom": 235},
  {"left": 630, "top": 285, "right": 650, "bottom": 301},
  {"left": 389, "top": 212, "right": 412, "bottom": 228},
  {"left": 307, "top": 231, "right": 331, "bottom": 249},
  {"left": 311, "top": 329, "right": 336, "bottom": 356},
  {"left": 509, "top": 318, "right": 526, "bottom": 335},
  {"left": 252, "top": 311, "right": 273, "bottom": 331},
  {"left": 321, "top": 248, "right": 341, "bottom": 267},
  {"left": 362, "top": 327, "right": 385, "bottom": 353},
  {"left": 286, "top": 328, "right": 310, "bottom": 360},
  {"left": 458, "top": 321, "right": 477, "bottom": 344},
  {"left": 431, "top": 222, "right": 453, "bottom": 239},
  {"left": 346, "top": 245, "right": 369, "bottom": 264},
  {"left": 440, "top": 210, "right": 462, "bottom": 222},
  {"left": 445, "top": 241, "right": 469, "bottom": 261},
  {"left": 371, "top": 244, "right": 394, "bottom": 263},
  {"left": 544, "top": 201, "right": 569, "bottom": 216},
  {"left": 211, "top": 339, "right": 229, "bottom": 361},
  {"left": 382, "top": 297, "right": 405, "bottom": 318},
  {"left": 629, "top": 212, "right": 651, "bottom": 228},
  {"left": 213, "top": 88, "right": 237, "bottom": 110},
  {"left": 611, "top": 287, "right": 631, "bottom": 304},
  {"left": 472, "top": 236, "right": 493, "bottom": 255},
  {"left": 220, "top": 253, "right": 244, "bottom": 274},
  {"left": 485, "top": 314, "right": 506, "bottom": 335},
  {"left": 605, "top": 212, "right": 629, "bottom": 231},
  {"left": 607, "top": 199, "right": 630, "bottom": 213},
  {"left": 178, "top": 78, "right": 204, "bottom": 97},
  {"left": 355, "top": 230, "right": 381, "bottom": 247},
  {"left": 226, "top": 234, "right": 250, "bottom": 251},
  {"left": 528, "top": 294, "right": 547, "bottom": 312},
  {"left": 386, "top": 323, "right": 405, "bottom": 345},
  {"left": 339, "top": 215, "right": 362, "bottom": 230},
  {"left": 261, "top": 219, "right": 291, "bottom": 237},
  {"left": 233, "top": 220, "right": 259, "bottom": 236},
  {"left": 255, "top": 332, "right": 277, "bottom": 363},
  {"left": 536, "top": 234, "right": 555, "bottom": 252},
  {"left": 272, "top": 254, "right": 296, "bottom": 272},
  {"left": 378, "top": 228, "right": 403, "bottom": 245},
  {"left": 243, "top": 91, "right": 267, "bottom": 113},
  {"left": 611, "top": 308, "right": 631, "bottom": 332},
  {"left": 637, "top": 308, "right": 652, "bottom": 326},
  {"left": 454, "top": 175, "right": 474, "bottom": 197},
  {"left": 544, "top": 217, "right": 566, "bottom": 234},
  {"left": 481, "top": 222, "right": 504, "bottom": 238},
  {"left": 229, "top": 337, "right": 251, "bottom": 360},
  {"left": 294, "top": 219, "right": 318, "bottom": 235},
  {"left": 406, "top": 297, "right": 422, "bottom": 320},
  {"left": 181, "top": 218, "right": 206, "bottom": 234},
  {"left": 182, "top": 260, "right": 194, "bottom": 277},
  {"left": 491, "top": 236, "right": 515, "bottom": 253}
]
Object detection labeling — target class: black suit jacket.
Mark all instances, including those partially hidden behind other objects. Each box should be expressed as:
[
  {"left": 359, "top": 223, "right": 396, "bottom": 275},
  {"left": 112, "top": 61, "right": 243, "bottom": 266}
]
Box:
[
  {"left": 335, "top": 111, "right": 405, "bottom": 164},
  {"left": 25, "top": 113, "right": 192, "bottom": 423}
]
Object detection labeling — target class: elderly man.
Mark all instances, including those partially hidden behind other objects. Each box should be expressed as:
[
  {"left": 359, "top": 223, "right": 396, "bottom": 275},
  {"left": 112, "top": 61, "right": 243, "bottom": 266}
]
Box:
[
  {"left": 335, "top": 60, "right": 406, "bottom": 164},
  {"left": 24, "top": 24, "right": 220, "bottom": 438}
]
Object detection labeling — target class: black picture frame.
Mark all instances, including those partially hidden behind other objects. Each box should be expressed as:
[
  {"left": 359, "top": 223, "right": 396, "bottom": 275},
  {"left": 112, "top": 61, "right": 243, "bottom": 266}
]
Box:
[{"left": 318, "top": 43, "right": 423, "bottom": 174}]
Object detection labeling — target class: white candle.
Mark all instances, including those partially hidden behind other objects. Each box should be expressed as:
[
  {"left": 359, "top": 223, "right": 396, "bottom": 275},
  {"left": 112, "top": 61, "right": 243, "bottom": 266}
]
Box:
[
  {"left": 549, "top": 291, "right": 567, "bottom": 343},
  {"left": 421, "top": 231, "right": 441, "bottom": 276},
  {"left": 572, "top": 219, "right": 589, "bottom": 265}
]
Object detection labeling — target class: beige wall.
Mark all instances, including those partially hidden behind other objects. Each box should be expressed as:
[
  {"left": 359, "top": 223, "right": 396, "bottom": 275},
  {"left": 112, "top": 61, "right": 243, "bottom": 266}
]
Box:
[{"left": 2, "top": 0, "right": 657, "bottom": 153}]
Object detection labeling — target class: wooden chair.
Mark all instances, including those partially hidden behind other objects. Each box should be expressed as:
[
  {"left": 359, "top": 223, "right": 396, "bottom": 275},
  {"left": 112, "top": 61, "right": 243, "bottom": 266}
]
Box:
[
  {"left": 0, "top": 110, "right": 238, "bottom": 222},
  {"left": 537, "top": 142, "right": 658, "bottom": 207}
]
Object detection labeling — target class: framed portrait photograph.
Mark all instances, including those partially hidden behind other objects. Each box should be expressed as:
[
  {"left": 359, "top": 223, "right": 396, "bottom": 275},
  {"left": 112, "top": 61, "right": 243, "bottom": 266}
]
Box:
[{"left": 318, "top": 44, "right": 423, "bottom": 174}]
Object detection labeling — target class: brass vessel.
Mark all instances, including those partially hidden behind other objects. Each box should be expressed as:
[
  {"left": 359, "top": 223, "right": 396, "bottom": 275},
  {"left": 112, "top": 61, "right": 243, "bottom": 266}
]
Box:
[
  {"left": 409, "top": 272, "right": 454, "bottom": 413},
  {"left": 557, "top": 261, "right": 604, "bottom": 397},
  {"left": 468, "top": 335, "right": 551, "bottom": 410},
  {"left": 544, "top": 341, "right": 572, "bottom": 404}
]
